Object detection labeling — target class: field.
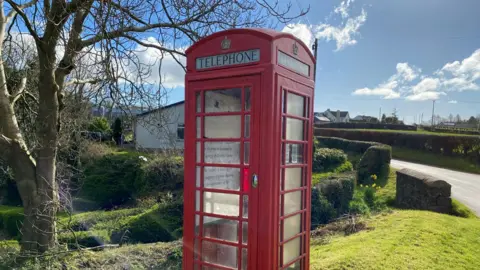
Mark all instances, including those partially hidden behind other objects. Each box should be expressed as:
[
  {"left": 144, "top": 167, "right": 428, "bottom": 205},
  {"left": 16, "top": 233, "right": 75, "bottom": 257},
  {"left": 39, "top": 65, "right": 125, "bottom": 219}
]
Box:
[{"left": 318, "top": 128, "right": 480, "bottom": 137}]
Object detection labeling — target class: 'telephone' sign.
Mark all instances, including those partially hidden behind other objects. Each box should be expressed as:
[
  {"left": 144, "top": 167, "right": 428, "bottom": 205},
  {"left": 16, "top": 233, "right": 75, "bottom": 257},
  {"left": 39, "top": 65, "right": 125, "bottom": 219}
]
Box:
[{"left": 196, "top": 49, "right": 260, "bottom": 70}]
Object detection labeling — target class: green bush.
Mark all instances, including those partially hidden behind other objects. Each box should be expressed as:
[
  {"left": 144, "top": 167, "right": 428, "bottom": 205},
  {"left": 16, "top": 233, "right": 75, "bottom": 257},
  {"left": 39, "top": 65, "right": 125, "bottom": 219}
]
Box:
[
  {"left": 81, "top": 152, "right": 145, "bottom": 208},
  {"left": 88, "top": 117, "right": 111, "bottom": 133},
  {"left": 357, "top": 145, "right": 392, "bottom": 186},
  {"left": 317, "top": 136, "right": 380, "bottom": 155},
  {"left": 451, "top": 199, "right": 477, "bottom": 219},
  {"left": 363, "top": 187, "right": 376, "bottom": 208},
  {"left": 311, "top": 188, "right": 336, "bottom": 228},
  {"left": 0, "top": 206, "right": 23, "bottom": 238},
  {"left": 319, "top": 177, "right": 355, "bottom": 215},
  {"left": 313, "top": 148, "right": 348, "bottom": 173},
  {"left": 348, "top": 191, "right": 370, "bottom": 215},
  {"left": 136, "top": 156, "right": 184, "bottom": 195},
  {"left": 58, "top": 230, "right": 111, "bottom": 249},
  {"left": 114, "top": 199, "right": 184, "bottom": 243}
]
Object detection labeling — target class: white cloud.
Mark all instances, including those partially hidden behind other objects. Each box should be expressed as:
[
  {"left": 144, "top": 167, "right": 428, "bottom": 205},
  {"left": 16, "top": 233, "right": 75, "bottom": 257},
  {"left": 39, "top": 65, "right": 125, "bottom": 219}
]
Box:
[
  {"left": 438, "top": 49, "right": 480, "bottom": 92},
  {"left": 443, "top": 77, "right": 479, "bottom": 91},
  {"left": 396, "top": 62, "right": 420, "bottom": 82},
  {"left": 334, "top": 0, "right": 355, "bottom": 19},
  {"left": 282, "top": 23, "right": 314, "bottom": 48},
  {"left": 448, "top": 100, "right": 458, "bottom": 104},
  {"left": 411, "top": 78, "right": 440, "bottom": 94},
  {"left": 406, "top": 91, "right": 445, "bottom": 101},
  {"left": 315, "top": 9, "right": 367, "bottom": 51},
  {"left": 441, "top": 49, "right": 480, "bottom": 77},
  {"left": 352, "top": 87, "right": 400, "bottom": 99}
]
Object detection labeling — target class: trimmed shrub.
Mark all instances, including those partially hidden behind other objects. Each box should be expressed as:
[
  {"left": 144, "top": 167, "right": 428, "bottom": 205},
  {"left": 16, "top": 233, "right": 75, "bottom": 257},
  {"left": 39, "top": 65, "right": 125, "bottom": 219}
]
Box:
[
  {"left": 357, "top": 145, "right": 392, "bottom": 186},
  {"left": 313, "top": 148, "right": 348, "bottom": 173},
  {"left": 311, "top": 188, "right": 336, "bottom": 228},
  {"left": 318, "top": 177, "right": 355, "bottom": 215},
  {"left": 0, "top": 206, "right": 23, "bottom": 238},
  {"left": 113, "top": 199, "right": 183, "bottom": 243},
  {"left": 317, "top": 136, "right": 380, "bottom": 155},
  {"left": 315, "top": 122, "right": 417, "bottom": 131},
  {"left": 58, "top": 230, "right": 111, "bottom": 249},
  {"left": 81, "top": 152, "right": 145, "bottom": 208}
]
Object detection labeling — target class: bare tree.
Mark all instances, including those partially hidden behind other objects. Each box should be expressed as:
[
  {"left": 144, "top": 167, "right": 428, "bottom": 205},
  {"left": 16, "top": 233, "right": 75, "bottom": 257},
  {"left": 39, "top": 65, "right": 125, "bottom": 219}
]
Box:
[{"left": 0, "top": 0, "right": 307, "bottom": 254}]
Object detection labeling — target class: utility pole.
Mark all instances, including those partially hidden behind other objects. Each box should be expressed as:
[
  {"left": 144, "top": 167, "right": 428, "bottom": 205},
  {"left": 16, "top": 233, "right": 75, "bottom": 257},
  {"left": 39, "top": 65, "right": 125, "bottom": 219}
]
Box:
[
  {"left": 379, "top": 107, "right": 381, "bottom": 121},
  {"left": 431, "top": 100, "right": 436, "bottom": 126},
  {"left": 312, "top": 38, "right": 318, "bottom": 82}
]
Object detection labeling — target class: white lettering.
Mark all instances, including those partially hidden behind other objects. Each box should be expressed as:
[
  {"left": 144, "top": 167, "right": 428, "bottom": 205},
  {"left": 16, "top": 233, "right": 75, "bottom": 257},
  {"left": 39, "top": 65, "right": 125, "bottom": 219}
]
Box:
[{"left": 196, "top": 49, "right": 260, "bottom": 70}]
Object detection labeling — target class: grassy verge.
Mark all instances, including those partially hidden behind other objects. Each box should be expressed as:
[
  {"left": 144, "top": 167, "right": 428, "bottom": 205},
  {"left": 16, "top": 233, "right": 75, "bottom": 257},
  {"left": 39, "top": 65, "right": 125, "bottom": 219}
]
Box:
[
  {"left": 310, "top": 210, "right": 480, "bottom": 269},
  {"left": 392, "top": 147, "right": 480, "bottom": 174}
]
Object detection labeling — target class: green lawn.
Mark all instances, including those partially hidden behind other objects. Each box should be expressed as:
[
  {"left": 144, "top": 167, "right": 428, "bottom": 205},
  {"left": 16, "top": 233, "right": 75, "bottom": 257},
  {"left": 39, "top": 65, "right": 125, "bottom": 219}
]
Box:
[
  {"left": 310, "top": 210, "right": 480, "bottom": 269},
  {"left": 393, "top": 147, "right": 480, "bottom": 174},
  {"left": 320, "top": 128, "right": 479, "bottom": 137}
]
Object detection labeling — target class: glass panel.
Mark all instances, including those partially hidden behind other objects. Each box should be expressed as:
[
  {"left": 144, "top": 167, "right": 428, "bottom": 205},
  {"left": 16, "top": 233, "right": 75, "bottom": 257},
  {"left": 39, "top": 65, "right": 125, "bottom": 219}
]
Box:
[
  {"left": 205, "top": 88, "right": 242, "bottom": 113},
  {"left": 242, "top": 222, "right": 248, "bottom": 244},
  {"left": 194, "top": 238, "right": 199, "bottom": 259},
  {"left": 203, "top": 216, "right": 238, "bottom": 243},
  {"left": 202, "top": 240, "right": 238, "bottom": 268},
  {"left": 205, "top": 142, "right": 240, "bottom": 164},
  {"left": 286, "top": 118, "right": 304, "bottom": 141},
  {"left": 286, "top": 260, "right": 301, "bottom": 270},
  {"left": 283, "top": 214, "right": 301, "bottom": 240},
  {"left": 244, "top": 142, "right": 250, "bottom": 164},
  {"left": 205, "top": 115, "right": 241, "bottom": 138},
  {"left": 282, "top": 90, "right": 286, "bottom": 113},
  {"left": 204, "top": 192, "right": 240, "bottom": 217},
  {"left": 287, "top": 93, "right": 305, "bottom": 117},
  {"left": 283, "top": 237, "right": 301, "bottom": 265},
  {"left": 244, "top": 115, "right": 250, "bottom": 138},
  {"left": 197, "top": 117, "right": 201, "bottom": 138},
  {"left": 195, "top": 215, "right": 200, "bottom": 235},
  {"left": 204, "top": 167, "right": 240, "bottom": 190},
  {"left": 284, "top": 168, "right": 302, "bottom": 190},
  {"left": 242, "top": 195, "right": 249, "bottom": 218},
  {"left": 196, "top": 92, "right": 201, "bottom": 113},
  {"left": 197, "top": 142, "right": 201, "bottom": 163},
  {"left": 196, "top": 167, "right": 201, "bottom": 187},
  {"left": 284, "top": 191, "right": 302, "bottom": 215},
  {"left": 242, "top": 248, "right": 248, "bottom": 270},
  {"left": 244, "top": 87, "right": 251, "bottom": 111},
  {"left": 285, "top": 144, "right": 304, "bottom": 164},
  {"left": 196, "top": 191, "right": 200, "bottom": 211}
]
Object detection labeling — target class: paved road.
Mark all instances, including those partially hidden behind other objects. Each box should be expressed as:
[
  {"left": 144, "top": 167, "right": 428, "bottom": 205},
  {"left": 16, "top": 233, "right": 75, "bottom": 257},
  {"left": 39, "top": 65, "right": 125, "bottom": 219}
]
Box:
[{"left": 391, "top": 159, "right": 480, "bottom": 216}]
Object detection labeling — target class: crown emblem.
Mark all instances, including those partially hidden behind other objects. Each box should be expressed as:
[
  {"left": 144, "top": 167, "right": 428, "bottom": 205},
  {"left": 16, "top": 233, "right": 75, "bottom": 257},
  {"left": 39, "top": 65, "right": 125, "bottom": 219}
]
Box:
[{"left": 221, "top": 36, "right": 231, "bottom": 50}]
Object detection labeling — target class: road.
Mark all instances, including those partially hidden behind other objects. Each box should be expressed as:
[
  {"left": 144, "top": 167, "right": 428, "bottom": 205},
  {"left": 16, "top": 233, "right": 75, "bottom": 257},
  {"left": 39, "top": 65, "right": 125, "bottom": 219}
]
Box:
[{"left": 391, "top": 159, "right": 480, "bottom": 216}]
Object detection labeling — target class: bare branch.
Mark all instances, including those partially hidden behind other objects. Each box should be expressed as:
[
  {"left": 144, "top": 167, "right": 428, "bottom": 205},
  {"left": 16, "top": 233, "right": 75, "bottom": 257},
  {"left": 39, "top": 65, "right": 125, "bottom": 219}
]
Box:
[
  {"left": 4, "top": 0, "right": 42, "bottom": 44},
  {"left": 0, "top": 134, "right": 12, "bottom": 162},
  {"left": 9, "top": 77, "right": 27, "bottom": 105},
  {"left": 120, "top": 34, "right": 186, "bottom": 57},
  {"left": 64, "top": 78, "right": 103, "bottom": 87},
  {"left": 5, "top": 0, "right": 38, "bottom": 24}
]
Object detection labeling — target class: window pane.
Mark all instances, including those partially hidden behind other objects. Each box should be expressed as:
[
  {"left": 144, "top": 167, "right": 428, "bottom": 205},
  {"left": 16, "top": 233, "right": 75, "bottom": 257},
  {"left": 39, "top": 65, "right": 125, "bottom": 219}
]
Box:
[
  {"left": 196, "top": 191, "right": 200, "bottom": 212},
  {"left": 242, "top": 248, "right": 248, "bottom": 270},
  {"left": 242, "top": 222, "right": 248, "bottom": 244},
  {"left": 194, "top": 238, "right": 199, "bottom": 260},
  {"left": 283, "top": 237, "right": 301, "bottom": 265},
  {"left": 204, "top": 192, "right": 239, "bottom": 217},
  {"left": 283, "top": 214, "right": 301, "bottom": 240},
  {"left": 205, "top": 88, "right": 242, "bottom": 113},
  {"left": 286, "top": 118, "right": 304, "bottom": 141},
  {"left": 244, "top": 142, "right": 250, "bottom": 164},
  {"left": 202, "top": 240, "right": 238, "bottom": 268},
  {"left": 284, "top": 168, "right": 302, "bottom": 190},
  {"left": 195, "top": 215, "right": 200, "bottom": 236},
  {"left": 197, "top": 117, "right": 201, "bottom": 139},
  {"left": 196, "top": 167, "right": 201, "bottom": 187},
  {"left": 197, "top": 142, "right": 201, "bottom": 163},
  {"left": 204, "top": 167, "right": 240, "bottom": 190},
  {"left": 286, "top": 260, "right": 301, "bottom": 269},
  {"left": 244, "top": 115, "right": 250, "bottom": 138},
  {"left": 203, "top": 216, "right": 238, "bottom": 243},
  {"left": 196, "top": 92, "right": 201, "bottom": 113},
  {"left": 284, "top": 191, "right": 302, "bottom": 215},
  {"left": 205, "top": 115, "right": 241, "bottom": 138},
  {"left": 243, "top": 195, "right": 249, "bottom": 218},
  {"left": 205, "top": 142, "right": 240, "bottom": 164},
  {"left": 244, "top": 87, "right": 251, "bottom": 111},
  {"left": 287, "top": 93, "right": 305, "bottom": 117},
  {"left": 285, "top": 144, "right": 304, "bottom": 164}
]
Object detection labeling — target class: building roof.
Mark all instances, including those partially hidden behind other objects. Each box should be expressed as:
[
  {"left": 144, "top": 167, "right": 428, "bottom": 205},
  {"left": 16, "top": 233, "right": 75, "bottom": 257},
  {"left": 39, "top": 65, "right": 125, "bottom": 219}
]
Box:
[
  {"left": 136, "top": 101, "right": 185, "bottom": 117},
  {"left": 315, "top": 116, "right": 330, "bottom": 122},
  {"left": 353, "top": 115, "right": 376, "bottom": 121},
  {"left": 326, "top": 109, "right": 349, "bottom": 118}
]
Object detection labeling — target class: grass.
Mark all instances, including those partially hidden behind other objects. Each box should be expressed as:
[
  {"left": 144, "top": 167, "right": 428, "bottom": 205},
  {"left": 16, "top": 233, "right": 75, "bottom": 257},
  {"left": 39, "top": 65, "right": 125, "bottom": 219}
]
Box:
[
  {"left": 451, "top": 199, "right": 477, "bottom": 219},
  {"left": 393, "top": 146, "right": 480, "bottom": 174},
  {"left": 310, "top": 210, "right": 480, "bottom": 269},
  {"left": 320, "top": 128, "right": 480, "bottom": 137}
]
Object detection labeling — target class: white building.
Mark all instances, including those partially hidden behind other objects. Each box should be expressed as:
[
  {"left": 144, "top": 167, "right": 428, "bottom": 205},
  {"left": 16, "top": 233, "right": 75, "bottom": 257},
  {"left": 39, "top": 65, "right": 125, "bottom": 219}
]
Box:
[{"left": 322, "top": 109, "right": 350, "bottom": 123}]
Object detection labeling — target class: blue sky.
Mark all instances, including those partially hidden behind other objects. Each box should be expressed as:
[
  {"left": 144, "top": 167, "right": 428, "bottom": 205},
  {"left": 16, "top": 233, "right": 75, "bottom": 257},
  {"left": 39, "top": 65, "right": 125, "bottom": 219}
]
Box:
[{"left": 165, "top": 0, "right": 480, "bottom": 124}]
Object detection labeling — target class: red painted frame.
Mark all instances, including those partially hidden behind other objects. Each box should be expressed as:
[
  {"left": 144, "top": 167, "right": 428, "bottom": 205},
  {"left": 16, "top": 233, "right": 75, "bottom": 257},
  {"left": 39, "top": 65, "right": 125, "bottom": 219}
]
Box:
[{"left": 184, "top": 29, "right": 315, "bottom": 270}]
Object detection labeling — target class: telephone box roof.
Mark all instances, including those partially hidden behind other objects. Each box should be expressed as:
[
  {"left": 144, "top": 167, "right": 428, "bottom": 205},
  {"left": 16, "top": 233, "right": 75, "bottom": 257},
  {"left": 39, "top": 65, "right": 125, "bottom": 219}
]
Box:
[{"left": 185, "top": 28, "right": 315, "bottom": 62}]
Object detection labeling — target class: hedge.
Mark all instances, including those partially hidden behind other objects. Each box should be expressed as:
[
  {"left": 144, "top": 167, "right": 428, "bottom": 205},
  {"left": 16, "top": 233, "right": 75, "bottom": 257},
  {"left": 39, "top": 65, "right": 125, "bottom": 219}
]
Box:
[
  {"left": 316, "top": 122, "right": 417, "bottom": 131},
  {"left": 423, "top": 126, "right": 480, "bottom": 136},
  {"left": 357, "top": 145, "right": 391, "bottom": 186},
  {"left": 316, "top": 129, "right": 480, "bottom": 164},
  {"left": 313, "top": 148, "right": 347, "bottom": 173},
  {"left": 317, "top": 136, "right": 380, "bottom": 155}
]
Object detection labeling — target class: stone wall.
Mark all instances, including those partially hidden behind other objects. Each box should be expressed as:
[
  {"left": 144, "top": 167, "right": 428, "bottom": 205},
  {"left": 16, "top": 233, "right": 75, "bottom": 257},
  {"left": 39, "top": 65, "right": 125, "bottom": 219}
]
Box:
[{"left": 396, "top": 168, "right": 452, "bottom": 214}]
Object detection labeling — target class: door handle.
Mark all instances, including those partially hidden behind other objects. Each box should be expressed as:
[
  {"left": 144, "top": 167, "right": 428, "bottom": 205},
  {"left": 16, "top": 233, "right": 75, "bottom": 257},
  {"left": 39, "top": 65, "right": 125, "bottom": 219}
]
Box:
[{"left": 252, "top": 174, "right": 258, "bottom": 188}]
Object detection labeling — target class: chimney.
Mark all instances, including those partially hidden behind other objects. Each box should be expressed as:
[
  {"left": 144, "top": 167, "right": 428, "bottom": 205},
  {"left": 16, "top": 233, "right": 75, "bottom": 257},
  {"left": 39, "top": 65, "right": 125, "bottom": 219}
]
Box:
[{"left": 336, "top": 110, "right": 340, "bottom": 120}]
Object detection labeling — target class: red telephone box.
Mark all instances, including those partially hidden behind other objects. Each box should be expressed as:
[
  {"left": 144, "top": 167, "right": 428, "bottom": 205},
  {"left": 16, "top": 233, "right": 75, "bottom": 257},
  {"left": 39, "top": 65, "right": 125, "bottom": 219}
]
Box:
[{"left": 183, "top": 28, "right": 315, "bottom": 270}]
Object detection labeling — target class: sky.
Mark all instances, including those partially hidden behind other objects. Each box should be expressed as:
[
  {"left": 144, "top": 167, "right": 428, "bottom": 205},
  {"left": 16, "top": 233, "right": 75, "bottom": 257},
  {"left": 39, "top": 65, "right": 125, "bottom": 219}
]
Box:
[{"left": 149, "top": 0, "right": 480, "bottom": 124}]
